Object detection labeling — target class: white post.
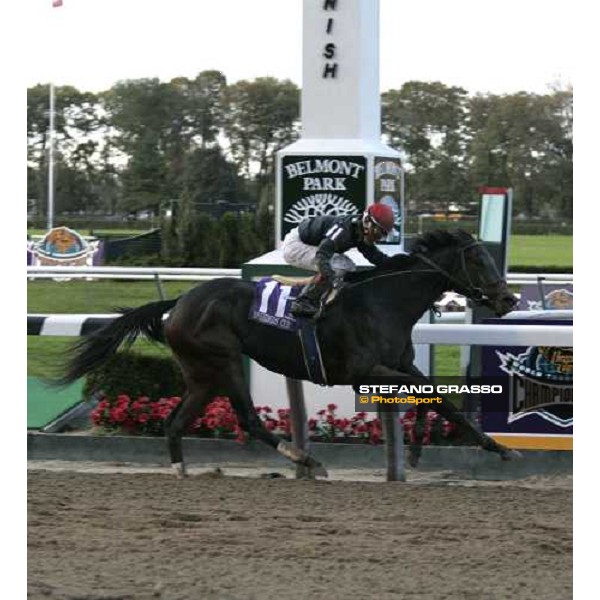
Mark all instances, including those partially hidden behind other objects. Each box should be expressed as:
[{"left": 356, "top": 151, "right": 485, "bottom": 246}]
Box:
[
  {"left": 47, "top": 82, "right": 55, "bottom": 231},
  {"left": 276, "top": 0, "right": 404, "bottom": 249},
  {"left": 275, "top": 0, "right": 406, "bottom": 482}
]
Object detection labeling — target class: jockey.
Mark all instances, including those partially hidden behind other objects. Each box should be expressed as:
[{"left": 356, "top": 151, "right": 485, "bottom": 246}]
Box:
[{"left": 282, "top": 203, "right": 396, "bottom": 318}]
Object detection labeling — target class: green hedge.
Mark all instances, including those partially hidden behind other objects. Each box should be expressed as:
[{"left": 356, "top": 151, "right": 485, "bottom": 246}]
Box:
[
  {"left": 83, "top": 351, "right": 184, "bottom": 400},
  {"left": 404, "top": 219, "right": 572, "bottom": 236},
  {"left": 509, "top": 264, "right": 573, "bottom": 274},
  {"left": 28, "top": 218, "right": 154, "bottom": 232}
]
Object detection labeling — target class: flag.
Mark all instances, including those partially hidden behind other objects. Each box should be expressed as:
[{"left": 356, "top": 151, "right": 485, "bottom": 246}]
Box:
[{"left": 52, "top": 0, "right": 63, "bottom": 7}]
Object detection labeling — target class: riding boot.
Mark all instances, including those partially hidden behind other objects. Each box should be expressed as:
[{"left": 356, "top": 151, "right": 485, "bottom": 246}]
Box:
[{"left": 291, "top": 279, "right": 330, "bottom": 318}]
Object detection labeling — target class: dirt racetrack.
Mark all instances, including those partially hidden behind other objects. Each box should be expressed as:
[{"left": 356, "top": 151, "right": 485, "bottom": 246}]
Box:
[{"left": 28, "top": 464, "right": 572, "bottom": 600}]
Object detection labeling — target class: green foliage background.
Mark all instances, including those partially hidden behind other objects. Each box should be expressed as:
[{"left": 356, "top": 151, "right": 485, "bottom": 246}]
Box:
[{"left": 28, "top": 75, "right": 572, "bottom": 267}]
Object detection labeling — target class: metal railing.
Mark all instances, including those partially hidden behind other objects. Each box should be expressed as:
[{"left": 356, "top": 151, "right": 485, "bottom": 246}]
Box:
[{"left": 26, "top": 265, "right": 572, "bottom": 285}]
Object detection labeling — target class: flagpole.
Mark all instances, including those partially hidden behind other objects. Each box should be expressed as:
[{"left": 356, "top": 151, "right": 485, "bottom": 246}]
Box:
[
  {"left": 47, "top": 0, "right": 63, "bottom": 231},
  {"left": 47, "top": 81, "right": 55, "bottom": 231}
]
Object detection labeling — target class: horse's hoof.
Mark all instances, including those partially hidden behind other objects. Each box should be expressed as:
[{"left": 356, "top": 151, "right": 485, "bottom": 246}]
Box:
[
  {"left": 408, "top": 446, "right": 422, "bottom": 468},
  {"left": 408, "top": 455, "right": 420, "bottom": 468},
  {"left": 306, "top": 458, "right": 328, "bottom": 478},
  {"left": 171, "top": 462, "right": 187, "bottom": 479},
  {"left": 500, "top": 448, "right": 523, "bottom": 461},
  {"left": 312, "top": 464, "right": 329, "bottom": 478},
  {"left": 260, "top": 472, "right": 286, "bottom": 479}
]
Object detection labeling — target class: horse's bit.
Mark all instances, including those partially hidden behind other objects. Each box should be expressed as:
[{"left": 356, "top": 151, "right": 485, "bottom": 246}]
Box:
[{"left": 414, "top": 241, "right": 499, "bottom": 305}]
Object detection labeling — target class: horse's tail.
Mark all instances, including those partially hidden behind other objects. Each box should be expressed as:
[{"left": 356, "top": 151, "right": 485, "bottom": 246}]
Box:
[{"left": 54, "top": 298, "right": 178, "bottom": 386}]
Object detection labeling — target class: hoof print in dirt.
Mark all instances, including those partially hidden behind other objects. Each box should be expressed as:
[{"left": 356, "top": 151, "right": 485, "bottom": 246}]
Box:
[{"left": 259, "top": 472, "right": 286, "bottom": 479}]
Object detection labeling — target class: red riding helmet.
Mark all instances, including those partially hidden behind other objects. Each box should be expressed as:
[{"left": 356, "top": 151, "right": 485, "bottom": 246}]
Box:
[{"left": 363, "top": 203, "right": 395, "bottom": 233}]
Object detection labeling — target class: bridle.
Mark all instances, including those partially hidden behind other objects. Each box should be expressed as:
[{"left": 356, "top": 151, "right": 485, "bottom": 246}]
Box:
[
  {"left": 341, "top": 240, "right": 503, "bottom": 306},
  {"left": 413, "top": 241, "right": 500, "bottom": 305}
]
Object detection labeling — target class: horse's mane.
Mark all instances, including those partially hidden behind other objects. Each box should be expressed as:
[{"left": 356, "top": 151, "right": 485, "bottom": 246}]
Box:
[
  {"left": 346, "top": 228, "right": 475, "bottom": 283},
  {"left": 408, "top": 228, "right": 476, "bottom": 253}
]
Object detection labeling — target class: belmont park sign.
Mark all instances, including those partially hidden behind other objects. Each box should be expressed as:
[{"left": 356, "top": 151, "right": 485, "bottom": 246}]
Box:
[
  {"left": 281, "top": 155, "right": 367, "bottom": 235},
  {"left": 280, "top": 155, "right": 403, "bottom": 243}
]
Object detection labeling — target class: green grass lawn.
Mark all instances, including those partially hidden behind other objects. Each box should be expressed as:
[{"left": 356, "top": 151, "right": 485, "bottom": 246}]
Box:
[
  {"left": 508, "top": 235, "right": 572, "bottom": 268},
  {"left": 27, "top": 280, "right": 198, "bottom": 314},
  {"left": 27, "top": 280, "right": 195, "bottom": 378}
]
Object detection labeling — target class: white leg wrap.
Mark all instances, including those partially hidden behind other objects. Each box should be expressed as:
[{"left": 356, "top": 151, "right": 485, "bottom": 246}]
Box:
[
  {"left": 171, "top": 462, "right": 186, "bottom": 477},
  {"left": 277, "top": 441, "right": 300, "bottom": 462}
]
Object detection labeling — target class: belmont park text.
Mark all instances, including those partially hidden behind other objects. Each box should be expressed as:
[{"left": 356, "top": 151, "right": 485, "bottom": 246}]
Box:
[{"left": 283, "top": 158, "right": 366, "bottom": 179}]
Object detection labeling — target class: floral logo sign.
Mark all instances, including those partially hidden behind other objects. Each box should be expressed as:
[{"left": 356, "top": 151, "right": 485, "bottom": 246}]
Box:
[
  {"left": 32, "top": 226, "right": 100, "bottom": 266},
  {"left": 284, "top": 194, "right": 359, "bottom": 224},
  {"left": 37, "top": 226, "right": 87, "bottom": 257}
]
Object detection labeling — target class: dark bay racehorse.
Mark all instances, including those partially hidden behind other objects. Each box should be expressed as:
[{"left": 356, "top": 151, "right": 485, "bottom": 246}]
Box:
[{"left": 59, "top": 229, "right": 519, "bottom": 477}]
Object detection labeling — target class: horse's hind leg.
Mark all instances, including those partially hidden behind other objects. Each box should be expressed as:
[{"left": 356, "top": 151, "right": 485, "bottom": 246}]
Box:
[
  {"left": 223, "top": 359, "right": 328, "bottom": 478},
  {"left": 410, "top": 403, "right": 428, "bottom": 468},
  {"left": 164, "top": 382, "right": 212, "bottom": 478}
]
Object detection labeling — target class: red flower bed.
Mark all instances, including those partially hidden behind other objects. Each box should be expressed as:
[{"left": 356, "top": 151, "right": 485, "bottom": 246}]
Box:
[{"left": 90, "top": 395, "right": 456, "bottom": 445}]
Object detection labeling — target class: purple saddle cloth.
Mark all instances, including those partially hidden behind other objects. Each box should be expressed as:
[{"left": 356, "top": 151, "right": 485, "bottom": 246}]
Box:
[{"left": 249, "top": 277, "right": 303, "bottom": 332}]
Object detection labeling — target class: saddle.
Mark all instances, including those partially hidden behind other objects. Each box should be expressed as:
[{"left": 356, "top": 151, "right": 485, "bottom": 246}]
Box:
[
  {"left": 272, "top": 274, "right": 314, "bottom": 287},
  {"left": 271, "top": 274, "right": 341, "bottom": 309}
]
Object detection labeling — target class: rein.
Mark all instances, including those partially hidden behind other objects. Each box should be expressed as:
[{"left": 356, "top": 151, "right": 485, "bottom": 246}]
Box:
[
  {"left": 414, "top": 241, "right": 487, "bottom": 302},
  {"left": 343, "top": 268, "right": 439, "bottom": 289},
  {"left": 343, "top": 241, "right": 489, "bottom": 304}
]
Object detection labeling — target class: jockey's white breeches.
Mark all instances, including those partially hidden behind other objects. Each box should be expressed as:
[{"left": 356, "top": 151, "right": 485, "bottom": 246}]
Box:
[{"left": 281, "top": 227, "right": 356, "bottom": 274}]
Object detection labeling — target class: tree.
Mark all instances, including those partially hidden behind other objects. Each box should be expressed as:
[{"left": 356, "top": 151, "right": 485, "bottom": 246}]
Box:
[
  {"left": 218, "top": 212, "right": 261, "bottom": 267},
  {"left": 466, "top": 90, "right": 573, "bottom": 217},
  {"left": 222, "top": 77, "right": 300, "bottom": 185},
  {"left": 28, "top": 84, "right": 104, "bottom": 217},
  {"left": 382, "top": 81, "right": 468, "bottom": 167},
  {"left": 164, "top": 147, "right": 252, "bottom": 265},
  {"left": 102, "top": 79, "right": 175, "bottom": 214},
  {"left": 180, "top": 147, "right": 249, "bottom": 206},
  {"left": 175, "top": 70, "right": 227, "bottom": 150},
  {"left": 382, "top": 81, "right": 470, "bottom": 208},
  {"left": 120, "top": 131, "right": 168, "bottom": 215},
  {"left": 164, "top": 71, "right": 227, "bottom": 198}
]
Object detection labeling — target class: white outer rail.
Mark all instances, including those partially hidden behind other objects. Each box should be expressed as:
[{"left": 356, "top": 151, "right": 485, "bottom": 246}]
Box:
[
  {"left": 26, "top": 266, "right": 242, "bottom": 281},
  {"left": 26, "top": 266, "right": 571, "bottom": 285},
  {"left": 413, "top": 323, "right": 572, "bottom": 346},
  {"left": 27, "top": 313, "right": 573, "bottom": 346}
]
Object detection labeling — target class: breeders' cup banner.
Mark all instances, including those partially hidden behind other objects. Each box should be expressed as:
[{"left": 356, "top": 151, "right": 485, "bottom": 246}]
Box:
[
  {"left": 374, "top": 157, "right": 403, "bottom": 245},
  {"left": 28, "top": 226, "right": 102, "bottom": 266},
  {"left": 281, "top": 155, "right": 367, "bottom": 238},
  {"left": 481, "top": 286, "right": 573, "bottom": 448}
]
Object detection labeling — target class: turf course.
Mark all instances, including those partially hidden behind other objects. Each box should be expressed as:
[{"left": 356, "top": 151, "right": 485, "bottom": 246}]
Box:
[{"left": 508, "top": 235, "right": 572, "bottom": 268}]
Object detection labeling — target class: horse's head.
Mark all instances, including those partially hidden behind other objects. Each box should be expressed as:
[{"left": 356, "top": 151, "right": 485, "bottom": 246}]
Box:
[
  {"left": 454, "top": 240, "right": 518, "bottom": 316},
  {"left": 413, "top": 230, "right": 518, "bottom": 317}
]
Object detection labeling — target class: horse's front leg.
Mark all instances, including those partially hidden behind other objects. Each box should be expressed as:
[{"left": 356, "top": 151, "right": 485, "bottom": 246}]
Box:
[
  {"left": 370, "top": 365, "right": 431, "bottom": 469},
  {"left": 224, "top": 359, "right": 328, "bottom": 478},
  {"left": 410, "top": 403, "right": 428, "bottom": 468}
]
